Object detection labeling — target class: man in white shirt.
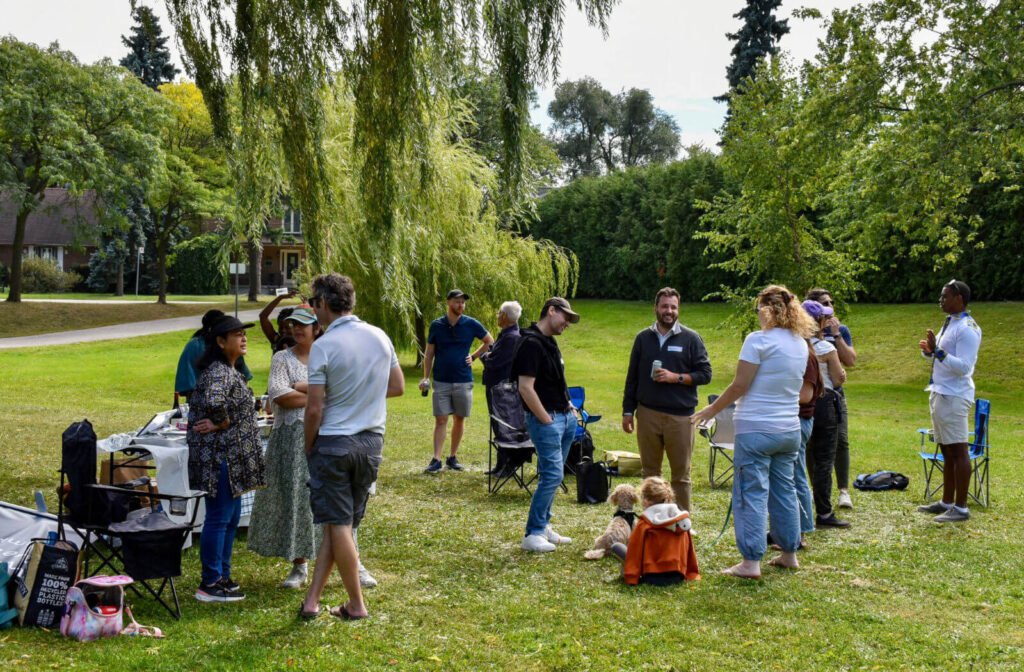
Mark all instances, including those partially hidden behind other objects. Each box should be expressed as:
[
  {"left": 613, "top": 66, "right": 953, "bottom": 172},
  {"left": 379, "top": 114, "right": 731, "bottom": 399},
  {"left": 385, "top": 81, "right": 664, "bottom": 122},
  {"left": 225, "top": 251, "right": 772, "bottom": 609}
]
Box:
[
  {"left": 299, "top": 273, "right": 405, "bottom": 620},
  {"left": 917, "top": 279, "right": 981, "bottom": 523}
]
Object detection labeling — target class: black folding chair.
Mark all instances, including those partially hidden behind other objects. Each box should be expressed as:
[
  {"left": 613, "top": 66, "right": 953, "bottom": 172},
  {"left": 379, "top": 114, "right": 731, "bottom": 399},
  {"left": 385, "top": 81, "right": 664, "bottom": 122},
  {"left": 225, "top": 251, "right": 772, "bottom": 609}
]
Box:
[
  {"left": 57, "top": 420, "right": 204, "bottom": 620},
  {"left": 486, "top": 382, "right": 538, "bottom": 495}
]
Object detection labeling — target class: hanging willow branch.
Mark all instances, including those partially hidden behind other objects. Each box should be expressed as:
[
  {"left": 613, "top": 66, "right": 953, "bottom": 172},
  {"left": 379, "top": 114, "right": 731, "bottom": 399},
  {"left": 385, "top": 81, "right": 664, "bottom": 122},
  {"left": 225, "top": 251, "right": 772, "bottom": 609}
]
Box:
[{"left": 163, "top": 0, "right": 618, "bottom": 269}]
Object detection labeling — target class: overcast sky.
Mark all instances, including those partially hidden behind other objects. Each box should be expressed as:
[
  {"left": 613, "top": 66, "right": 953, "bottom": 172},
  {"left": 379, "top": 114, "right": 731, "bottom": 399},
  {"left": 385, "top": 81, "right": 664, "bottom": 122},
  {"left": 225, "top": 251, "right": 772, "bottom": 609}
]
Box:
[{"left": 3, "top": 0, "right": 858, "bottom": 150}]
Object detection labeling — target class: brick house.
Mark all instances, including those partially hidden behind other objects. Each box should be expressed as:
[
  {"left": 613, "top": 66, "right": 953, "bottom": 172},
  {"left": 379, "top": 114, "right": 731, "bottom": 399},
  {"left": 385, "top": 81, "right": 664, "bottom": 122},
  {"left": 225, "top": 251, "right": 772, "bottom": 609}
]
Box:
[
  {"left": 0, "top": 188, "right": 99, "bottom": 272},
  {"left": 261, "top": 206, "right": 306, "bottom": 290}
]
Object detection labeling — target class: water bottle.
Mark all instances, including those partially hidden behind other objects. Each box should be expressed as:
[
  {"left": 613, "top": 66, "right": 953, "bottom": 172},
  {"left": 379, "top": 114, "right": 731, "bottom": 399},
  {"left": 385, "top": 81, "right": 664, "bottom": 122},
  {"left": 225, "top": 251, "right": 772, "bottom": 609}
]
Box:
[{"left": 421, "top": 379, "right": 430, "bottom": 397}]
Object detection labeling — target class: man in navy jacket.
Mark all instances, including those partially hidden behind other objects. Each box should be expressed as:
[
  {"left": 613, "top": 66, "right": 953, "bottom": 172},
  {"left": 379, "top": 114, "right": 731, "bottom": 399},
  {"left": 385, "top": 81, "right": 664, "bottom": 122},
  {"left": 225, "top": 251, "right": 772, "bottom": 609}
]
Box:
[{"left": 622, "top": 287, "right": 712, "bottom": 511}]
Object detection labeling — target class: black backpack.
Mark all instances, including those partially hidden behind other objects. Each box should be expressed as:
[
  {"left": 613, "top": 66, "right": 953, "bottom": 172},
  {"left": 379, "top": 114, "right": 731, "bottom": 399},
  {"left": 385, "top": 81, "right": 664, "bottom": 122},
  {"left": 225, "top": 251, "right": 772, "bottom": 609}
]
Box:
[
  {"left": 853, "top": 471, "right": 910, "bottom": 491},
  {"left": 575, "top": 457, "right": 610, "bottom": 504}
]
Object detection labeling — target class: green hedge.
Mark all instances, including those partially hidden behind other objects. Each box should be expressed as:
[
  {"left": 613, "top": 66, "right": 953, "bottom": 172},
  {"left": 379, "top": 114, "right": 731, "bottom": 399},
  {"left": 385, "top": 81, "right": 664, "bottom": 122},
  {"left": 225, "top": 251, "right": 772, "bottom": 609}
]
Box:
[
  {"left": 531, "top": 153, "right": 733, "bottom": 302},
  {"left": 170, "top": 233, "right": 228, "bottom": 295}
]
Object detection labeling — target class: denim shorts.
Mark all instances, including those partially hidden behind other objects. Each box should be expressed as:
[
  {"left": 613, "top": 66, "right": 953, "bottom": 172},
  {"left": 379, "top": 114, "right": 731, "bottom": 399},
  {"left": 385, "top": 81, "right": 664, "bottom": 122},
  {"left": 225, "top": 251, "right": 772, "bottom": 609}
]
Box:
[{"left": 307, "top": 433, "right": 383, "bottom": 526}]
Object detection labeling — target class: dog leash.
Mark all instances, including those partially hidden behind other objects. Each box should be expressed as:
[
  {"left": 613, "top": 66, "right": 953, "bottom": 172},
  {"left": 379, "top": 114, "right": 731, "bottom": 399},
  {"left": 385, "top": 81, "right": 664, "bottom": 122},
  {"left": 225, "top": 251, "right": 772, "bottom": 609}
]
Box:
[{"left": 699, "top": 498, "right": 732, "bottom": 551}]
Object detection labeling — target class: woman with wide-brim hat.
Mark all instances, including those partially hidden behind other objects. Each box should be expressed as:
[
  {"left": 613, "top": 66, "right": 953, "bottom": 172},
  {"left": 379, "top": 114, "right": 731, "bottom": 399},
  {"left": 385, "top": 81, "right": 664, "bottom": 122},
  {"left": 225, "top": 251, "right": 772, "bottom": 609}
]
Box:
[{"left": 187, "top": 315, "right": 266, "bottom": 603}]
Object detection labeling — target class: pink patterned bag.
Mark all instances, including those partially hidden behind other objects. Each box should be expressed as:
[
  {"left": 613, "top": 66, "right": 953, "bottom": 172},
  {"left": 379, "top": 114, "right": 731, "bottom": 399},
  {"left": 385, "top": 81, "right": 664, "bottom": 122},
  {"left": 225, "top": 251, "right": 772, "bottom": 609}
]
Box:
[{"left": 60, "top": 575, "right": 133, "bottom": 642}]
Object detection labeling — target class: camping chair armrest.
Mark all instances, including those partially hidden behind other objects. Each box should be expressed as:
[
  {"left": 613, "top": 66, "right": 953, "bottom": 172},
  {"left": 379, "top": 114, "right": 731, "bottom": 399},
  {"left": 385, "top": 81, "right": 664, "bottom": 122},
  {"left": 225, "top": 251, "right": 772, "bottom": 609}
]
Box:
[{"left": 697, "top": 419, "right": 715, "bottom": 437}]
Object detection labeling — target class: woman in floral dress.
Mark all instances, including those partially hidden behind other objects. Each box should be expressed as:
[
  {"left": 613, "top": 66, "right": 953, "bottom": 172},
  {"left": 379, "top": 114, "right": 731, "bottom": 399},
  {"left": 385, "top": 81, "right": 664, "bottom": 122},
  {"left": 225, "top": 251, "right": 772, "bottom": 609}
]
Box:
[{"left": 248, "top": 306, "right": 320, "bottom": 588}]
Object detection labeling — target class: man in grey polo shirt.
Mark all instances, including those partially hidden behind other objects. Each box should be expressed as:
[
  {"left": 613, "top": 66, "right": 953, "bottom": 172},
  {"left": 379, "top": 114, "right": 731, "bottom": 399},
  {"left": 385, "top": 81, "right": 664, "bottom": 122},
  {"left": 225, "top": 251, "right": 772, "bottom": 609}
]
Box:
[{"left": 299, "top": 273, "right": 404, "bottom": 620}]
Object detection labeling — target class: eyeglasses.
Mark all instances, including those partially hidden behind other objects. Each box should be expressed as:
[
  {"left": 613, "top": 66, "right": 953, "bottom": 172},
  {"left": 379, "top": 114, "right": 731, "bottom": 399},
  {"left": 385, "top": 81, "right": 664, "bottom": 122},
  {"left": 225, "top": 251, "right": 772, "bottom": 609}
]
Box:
[
  {"left": 309, "top": 296, "right": 323, "bottom": 307},
  {"left": 819, "top": 299, "right": 833, "bottom": 307}
]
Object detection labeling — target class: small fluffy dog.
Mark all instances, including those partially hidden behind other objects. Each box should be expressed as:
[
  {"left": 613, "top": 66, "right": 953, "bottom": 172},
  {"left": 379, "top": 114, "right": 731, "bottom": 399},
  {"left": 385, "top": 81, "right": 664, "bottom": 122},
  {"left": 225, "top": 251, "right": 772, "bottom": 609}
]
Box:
[{"left": 584, "top": 483, "right": 640, "bottom": 560}]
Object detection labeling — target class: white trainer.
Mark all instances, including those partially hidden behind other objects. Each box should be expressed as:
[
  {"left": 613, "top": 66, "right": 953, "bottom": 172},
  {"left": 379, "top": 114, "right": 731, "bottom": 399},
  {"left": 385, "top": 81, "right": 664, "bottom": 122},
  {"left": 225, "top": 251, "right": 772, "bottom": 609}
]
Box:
[
  {"left": 542, "top": 525, "right": 571, "bottom": 545},
  {"left": 281, "top": 562, "right": 308, "bottom": 589},
  {"left": 838, "top": 490, "right": 853, "bottom": 509},
  {"left": 358, "top": 563, "right": 378, "bottom": 588},
  {"left": 521, "top": 534, "right": 557, "bottom": 552}
]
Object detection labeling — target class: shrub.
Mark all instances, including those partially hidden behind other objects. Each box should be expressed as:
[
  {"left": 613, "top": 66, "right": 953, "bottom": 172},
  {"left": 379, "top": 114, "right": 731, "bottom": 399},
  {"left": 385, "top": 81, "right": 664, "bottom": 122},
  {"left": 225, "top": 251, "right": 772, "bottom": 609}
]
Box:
[
  {"left": 20, "top": 257, "right": 82, "bottom": 293},
  {"left": 170, "top": 233, "right": 229, "bottom": 294}
]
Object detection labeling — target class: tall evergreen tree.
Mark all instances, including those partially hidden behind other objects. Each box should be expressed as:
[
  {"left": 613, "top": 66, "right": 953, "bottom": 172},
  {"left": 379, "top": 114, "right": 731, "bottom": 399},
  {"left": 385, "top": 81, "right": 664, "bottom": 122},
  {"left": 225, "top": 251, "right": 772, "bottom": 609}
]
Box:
[
  {"left": 120, "top": 5, "right": 179, "bottom": 90},
  {"left": 715, "top": 0, "right": 789, "bottom": 109}
]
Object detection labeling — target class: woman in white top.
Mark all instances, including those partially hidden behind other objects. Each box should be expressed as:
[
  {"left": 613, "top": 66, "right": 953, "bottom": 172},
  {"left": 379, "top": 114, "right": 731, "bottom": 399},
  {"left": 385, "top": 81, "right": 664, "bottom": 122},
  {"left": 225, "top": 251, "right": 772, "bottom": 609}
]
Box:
[
  {"left": 692, "top": 285, "right": 816, "bottom": 579},
  {"left": 803, "top": 300, "right": 849, "bottom": 528},
  {"left": 248, "top": 306, "right": 320, "bottom": 588}
]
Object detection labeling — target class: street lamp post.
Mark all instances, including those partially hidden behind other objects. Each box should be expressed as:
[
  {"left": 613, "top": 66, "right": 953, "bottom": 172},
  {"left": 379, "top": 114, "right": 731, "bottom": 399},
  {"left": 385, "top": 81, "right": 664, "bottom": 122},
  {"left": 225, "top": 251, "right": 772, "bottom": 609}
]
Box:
[{"left": 135, "top": 246, "right": 144, "bottom": 296}]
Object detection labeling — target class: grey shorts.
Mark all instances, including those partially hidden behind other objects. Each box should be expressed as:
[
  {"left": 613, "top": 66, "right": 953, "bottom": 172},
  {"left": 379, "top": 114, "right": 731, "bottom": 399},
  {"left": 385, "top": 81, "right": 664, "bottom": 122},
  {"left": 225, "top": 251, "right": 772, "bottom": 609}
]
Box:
[
  {"left": 929, "top": 392, "right": 972, "bottom": 445},
  {"left": 432, "top": 381, "right": 473, "bottom": 417},
  {"left": 307, "top": 432, "right": 383, "bottom": 527}
]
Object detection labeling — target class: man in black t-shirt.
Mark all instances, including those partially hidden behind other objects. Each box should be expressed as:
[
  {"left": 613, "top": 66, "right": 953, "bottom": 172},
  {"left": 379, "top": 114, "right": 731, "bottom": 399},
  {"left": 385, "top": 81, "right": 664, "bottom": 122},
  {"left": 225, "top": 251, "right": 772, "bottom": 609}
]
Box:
[{"left": 511, "top": 297, "right": 580, "bottom": 553}]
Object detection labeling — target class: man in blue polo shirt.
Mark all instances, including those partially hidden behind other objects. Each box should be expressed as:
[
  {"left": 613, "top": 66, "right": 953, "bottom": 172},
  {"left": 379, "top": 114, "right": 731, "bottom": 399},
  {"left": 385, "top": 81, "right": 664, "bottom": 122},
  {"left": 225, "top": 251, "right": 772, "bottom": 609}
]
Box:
[{"left": 419, "top": 289, "right": 494, "bottom": 473}]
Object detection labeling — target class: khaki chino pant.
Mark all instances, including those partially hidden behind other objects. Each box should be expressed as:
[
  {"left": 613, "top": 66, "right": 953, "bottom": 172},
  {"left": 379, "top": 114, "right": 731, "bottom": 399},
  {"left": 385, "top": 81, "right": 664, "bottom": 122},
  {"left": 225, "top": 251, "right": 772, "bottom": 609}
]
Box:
[{"left": 636, "top": 404, "right": 695, "bottom": 511}]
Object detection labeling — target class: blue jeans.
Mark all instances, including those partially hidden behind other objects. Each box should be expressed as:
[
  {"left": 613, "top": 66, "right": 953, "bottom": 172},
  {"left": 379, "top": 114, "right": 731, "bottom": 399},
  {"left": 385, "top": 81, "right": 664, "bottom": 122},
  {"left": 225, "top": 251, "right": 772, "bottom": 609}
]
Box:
[
  {"left": 524, "top": 411, "right": 576, "bottom": 536},
  {"left": 200, "top": 461, "right": 241, "bottom": 585},
  {"left": 796, "top": 418, "right": 815, "bottom": 534},
  {"left": 732, "top": 430, "right": 801, "bottom": 560}
]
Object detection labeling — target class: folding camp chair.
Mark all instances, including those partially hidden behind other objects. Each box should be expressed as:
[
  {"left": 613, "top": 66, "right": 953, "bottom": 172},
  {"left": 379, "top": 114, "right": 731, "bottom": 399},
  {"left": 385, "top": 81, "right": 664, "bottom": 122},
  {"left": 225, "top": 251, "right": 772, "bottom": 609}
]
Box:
[
  {"left": 57, "top": 420, "right": 204, "bottom": 619},
  {"left": 568, "top": 386, "right": 601, "bottom": 438},
  {"left": 564, "top": 386, "right": 602, "bottom": 476},
  {"left": 917, "top": 398, "right": 991, "bottom": 507},
  {"left": 487, "top": 382, "right": 537, "bottom": 495},
  {"left": 697, "top": 394, "right": 736, "bottom": 488}
]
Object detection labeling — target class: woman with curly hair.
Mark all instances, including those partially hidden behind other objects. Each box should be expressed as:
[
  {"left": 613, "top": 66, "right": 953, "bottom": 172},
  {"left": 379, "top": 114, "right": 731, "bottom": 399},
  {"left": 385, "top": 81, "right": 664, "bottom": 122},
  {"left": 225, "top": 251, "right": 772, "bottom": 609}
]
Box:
[{"left": 692, "top": 285, "right": 815, "bottom": 579}]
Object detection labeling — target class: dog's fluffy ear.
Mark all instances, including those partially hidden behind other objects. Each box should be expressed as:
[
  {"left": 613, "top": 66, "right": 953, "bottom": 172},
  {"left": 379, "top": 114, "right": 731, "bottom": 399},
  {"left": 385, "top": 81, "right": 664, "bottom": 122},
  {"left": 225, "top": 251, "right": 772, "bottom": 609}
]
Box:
[{"left": 607, "top": 487, "right": 619, "bottom": 504}]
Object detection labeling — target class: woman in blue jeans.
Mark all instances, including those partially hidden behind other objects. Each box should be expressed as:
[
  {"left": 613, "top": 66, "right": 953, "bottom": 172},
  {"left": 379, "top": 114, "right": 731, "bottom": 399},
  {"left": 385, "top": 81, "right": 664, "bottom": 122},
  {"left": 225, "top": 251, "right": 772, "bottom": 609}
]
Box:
[
  {"left": 692, "top": 286, "right": 816, "bottom": 579},
  {"left": 187, "top": 316, "right": 266, "bottom": 602}
]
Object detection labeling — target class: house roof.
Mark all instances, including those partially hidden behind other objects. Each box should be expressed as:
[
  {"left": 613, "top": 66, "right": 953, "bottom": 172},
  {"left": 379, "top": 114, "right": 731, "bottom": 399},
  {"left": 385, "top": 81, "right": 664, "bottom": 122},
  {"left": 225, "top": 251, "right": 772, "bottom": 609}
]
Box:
[{"left": 0, "top": 188, "right": 100, "bottom": 248}]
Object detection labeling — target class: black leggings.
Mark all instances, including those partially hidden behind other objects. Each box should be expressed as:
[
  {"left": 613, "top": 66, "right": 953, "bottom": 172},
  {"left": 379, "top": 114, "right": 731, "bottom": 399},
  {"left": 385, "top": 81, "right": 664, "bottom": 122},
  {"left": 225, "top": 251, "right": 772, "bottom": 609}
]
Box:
[{"left": 807, "top": 390, "right": 843, "bottom": 517}]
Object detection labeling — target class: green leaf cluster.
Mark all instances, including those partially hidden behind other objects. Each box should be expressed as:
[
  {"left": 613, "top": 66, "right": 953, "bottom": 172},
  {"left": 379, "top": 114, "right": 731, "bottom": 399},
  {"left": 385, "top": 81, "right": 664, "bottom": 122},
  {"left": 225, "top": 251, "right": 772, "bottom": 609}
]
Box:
[
  {"left": 297, "top": 80, "right": 576, "bottom": 355},
  {"left": 533, "top": 149, "right": 731, "bottom": 301},
  {"left": 170, "top": 232, "right": 229, "bottom": 295}
]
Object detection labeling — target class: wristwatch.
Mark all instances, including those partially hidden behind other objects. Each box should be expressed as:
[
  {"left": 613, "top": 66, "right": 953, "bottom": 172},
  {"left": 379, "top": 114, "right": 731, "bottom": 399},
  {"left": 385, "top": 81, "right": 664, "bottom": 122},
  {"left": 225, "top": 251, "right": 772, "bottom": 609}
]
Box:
[{"left": 677, "top": 374, "right": 685, "bottom": 384}]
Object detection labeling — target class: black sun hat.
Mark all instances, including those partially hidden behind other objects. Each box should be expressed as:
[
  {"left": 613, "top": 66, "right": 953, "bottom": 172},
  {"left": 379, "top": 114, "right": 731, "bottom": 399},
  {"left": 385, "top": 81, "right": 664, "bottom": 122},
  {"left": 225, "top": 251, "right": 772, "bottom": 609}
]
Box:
[{"left": 209, "top": 315, "right": 255, "bottom": 338}]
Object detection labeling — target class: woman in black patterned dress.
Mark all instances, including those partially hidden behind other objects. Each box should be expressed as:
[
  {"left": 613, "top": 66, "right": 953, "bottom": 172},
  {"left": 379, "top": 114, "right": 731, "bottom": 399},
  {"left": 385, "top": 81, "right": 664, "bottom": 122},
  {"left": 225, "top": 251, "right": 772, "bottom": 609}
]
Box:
[{"left": 187, "top": 316, "right": 266, "bottom": 603}]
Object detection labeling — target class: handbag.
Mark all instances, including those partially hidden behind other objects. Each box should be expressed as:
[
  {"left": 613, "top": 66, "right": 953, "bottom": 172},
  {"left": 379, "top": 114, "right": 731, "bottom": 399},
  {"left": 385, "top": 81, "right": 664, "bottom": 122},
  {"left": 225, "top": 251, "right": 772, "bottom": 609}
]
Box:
[
  {"left": 576, "top": 457, "right": 611, "bottom": 504},
  {"left": 603, "top": 450, "right": 642, "bottom": 477},
  {"left": 60, "top": 575, "right": 133, "bottom": 641},
  {"left": 11, "top": 538, "right": 80, "bottom": 628}
]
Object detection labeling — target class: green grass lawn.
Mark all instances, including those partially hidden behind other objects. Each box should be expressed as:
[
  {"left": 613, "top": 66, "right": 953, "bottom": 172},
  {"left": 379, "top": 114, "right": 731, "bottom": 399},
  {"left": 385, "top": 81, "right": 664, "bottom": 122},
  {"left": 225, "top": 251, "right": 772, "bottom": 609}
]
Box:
[
  {"left": 0, "top": 298, "right": 306, "bottom": 339},
  {"left": 0, "top": 292, "right": 271, "bottom": 302},
  {"left": 1, "top": 300, "right": 1023, "bottom": 670}
]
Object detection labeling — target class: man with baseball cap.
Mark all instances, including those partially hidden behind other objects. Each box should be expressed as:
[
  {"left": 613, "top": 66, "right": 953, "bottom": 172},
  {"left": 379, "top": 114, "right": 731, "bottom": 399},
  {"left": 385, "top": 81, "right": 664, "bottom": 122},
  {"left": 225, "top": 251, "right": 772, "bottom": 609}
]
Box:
[
  {"left": 419, "top": 289, "right": 494, "bottom": 474},
  {"left": 511, "top": 297, "right": 580, "bottom": 552}
]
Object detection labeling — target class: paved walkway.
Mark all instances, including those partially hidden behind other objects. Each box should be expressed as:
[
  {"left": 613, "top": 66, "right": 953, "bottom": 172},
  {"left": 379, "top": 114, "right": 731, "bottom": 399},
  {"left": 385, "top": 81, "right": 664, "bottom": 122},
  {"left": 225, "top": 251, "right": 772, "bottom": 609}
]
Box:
[
  {"left": 21, "top": 298, "right": 220, "bottom": 305},
  {"left": 0, "top": 308, "right": 281, "bottom": 350}
]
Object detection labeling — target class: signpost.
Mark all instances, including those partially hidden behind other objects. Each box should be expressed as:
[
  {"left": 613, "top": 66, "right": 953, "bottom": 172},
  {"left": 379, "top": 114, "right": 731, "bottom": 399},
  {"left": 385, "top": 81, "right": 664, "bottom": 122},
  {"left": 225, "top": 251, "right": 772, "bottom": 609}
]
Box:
[{"left": 229, "top": 262, "right": 246, "bottom": 318}]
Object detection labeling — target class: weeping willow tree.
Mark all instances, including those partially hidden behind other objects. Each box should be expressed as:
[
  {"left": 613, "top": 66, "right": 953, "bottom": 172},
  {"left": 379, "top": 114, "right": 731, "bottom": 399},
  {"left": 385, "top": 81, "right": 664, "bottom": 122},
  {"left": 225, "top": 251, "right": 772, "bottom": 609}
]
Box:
[
  {"left": 164, "top": 0, "right": 619, "bottom": 269},
  {"left": 307, "top": 79, "right": 575, "bottom": 357}
]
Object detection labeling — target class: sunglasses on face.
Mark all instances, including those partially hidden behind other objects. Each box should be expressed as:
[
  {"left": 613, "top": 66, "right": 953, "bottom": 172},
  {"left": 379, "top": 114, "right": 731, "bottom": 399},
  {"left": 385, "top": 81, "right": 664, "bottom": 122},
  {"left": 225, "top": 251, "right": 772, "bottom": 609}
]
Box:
[
  {"left": 309, "top": 296, "right": 323, "bottom": 307},
  {"left": 819, "top": 299, "right": 833, "bottom": 306}
]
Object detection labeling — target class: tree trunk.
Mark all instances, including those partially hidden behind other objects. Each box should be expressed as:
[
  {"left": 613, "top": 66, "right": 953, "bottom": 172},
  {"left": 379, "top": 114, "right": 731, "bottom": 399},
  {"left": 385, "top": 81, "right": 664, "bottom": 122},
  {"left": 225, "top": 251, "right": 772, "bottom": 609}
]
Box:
[
  {"left": 156, "top": 238, "right": 169, "bottom": 304},
  {"left": 115, "top": 259, "right": 124, "bottom": 296},
  {"left": 247, "top": 236, "right": 262, "bottom": 302},
  {"left": 414, "top": 311, "right": 426, "bottom": 367},
  {"left": 6, "top": 210, "right": 29, "bottom": 302}
]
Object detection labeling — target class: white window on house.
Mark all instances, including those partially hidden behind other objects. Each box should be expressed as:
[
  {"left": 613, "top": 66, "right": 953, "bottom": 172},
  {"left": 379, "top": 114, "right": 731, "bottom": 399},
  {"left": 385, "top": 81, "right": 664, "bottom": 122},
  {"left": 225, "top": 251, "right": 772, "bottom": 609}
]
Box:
[{"left": 282, "top": 208, "right": 302, "bottom": 234}]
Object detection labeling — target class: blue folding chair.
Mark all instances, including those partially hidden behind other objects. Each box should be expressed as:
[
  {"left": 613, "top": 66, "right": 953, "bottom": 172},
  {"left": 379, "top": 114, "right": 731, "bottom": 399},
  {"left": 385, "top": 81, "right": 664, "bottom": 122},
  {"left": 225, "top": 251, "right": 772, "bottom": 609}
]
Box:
[
  {"left": 568, "top": 386, "right": 601, "bottom": 440},
  {"left": 917, "top": 397, "right": 990, "bottom": 507}
]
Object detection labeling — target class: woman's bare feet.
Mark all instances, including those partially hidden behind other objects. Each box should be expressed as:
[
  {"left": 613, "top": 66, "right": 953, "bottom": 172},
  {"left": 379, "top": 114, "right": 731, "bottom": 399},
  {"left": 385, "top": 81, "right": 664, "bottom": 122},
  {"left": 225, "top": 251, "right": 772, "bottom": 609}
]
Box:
[
  {"left": 767, "top": 552, "right": 799, "bottom": 569},
  {"left": 720, "top": 560, "right": 762, "bottom": 580}
]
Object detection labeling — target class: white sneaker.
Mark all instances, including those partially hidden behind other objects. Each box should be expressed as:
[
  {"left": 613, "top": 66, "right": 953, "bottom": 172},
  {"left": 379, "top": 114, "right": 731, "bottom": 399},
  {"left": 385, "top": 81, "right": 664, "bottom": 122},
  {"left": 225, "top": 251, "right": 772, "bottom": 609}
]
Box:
[
  {"left": 521, "top": 534, "right": 556, "bottom": 552},
  {"left": 542, "top": 525, "right": 571, "bottom": 545},
  {"left": 358, "top": 563, "right": 378, "bottom": 588},
  {"left": 281, "top": 563, "right": 308, "bottom": 589},
  {"left": 838, "top": 490, "right": 853, "bottom": 509}
]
